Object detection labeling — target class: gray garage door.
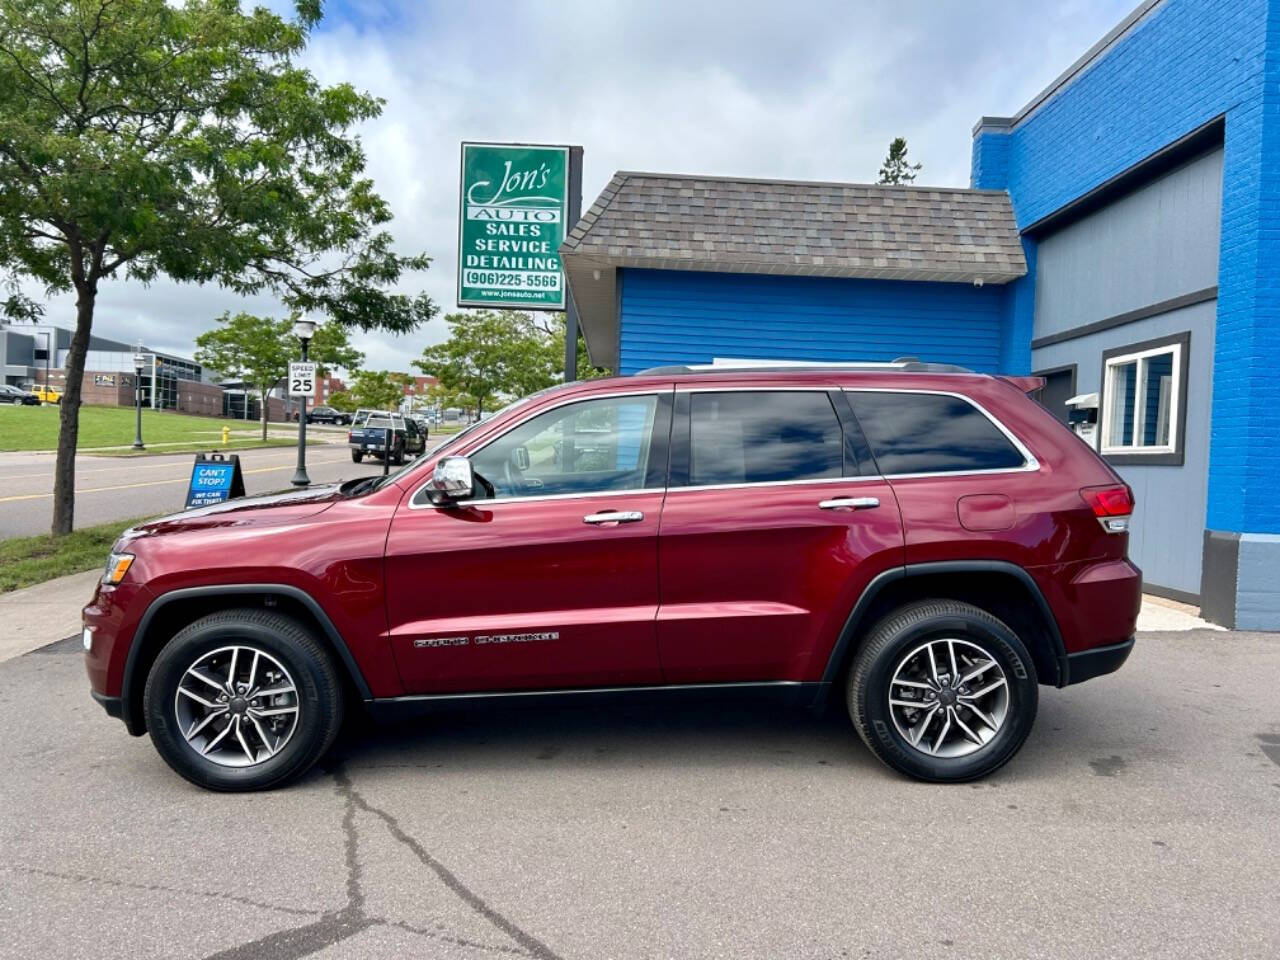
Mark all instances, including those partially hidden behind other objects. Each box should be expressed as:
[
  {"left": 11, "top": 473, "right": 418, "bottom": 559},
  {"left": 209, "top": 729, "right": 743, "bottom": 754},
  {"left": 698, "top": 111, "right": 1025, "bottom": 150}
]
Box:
[{"left": 1030, "top": 147, "right": 1222, "bottom": 600}]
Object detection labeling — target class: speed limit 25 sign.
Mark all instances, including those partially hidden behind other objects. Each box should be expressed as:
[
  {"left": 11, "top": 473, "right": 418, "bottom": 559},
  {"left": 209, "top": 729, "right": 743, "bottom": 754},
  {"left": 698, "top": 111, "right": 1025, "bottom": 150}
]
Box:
[{"left": 288, "top": 362, "right": 317, "bottom": 397}]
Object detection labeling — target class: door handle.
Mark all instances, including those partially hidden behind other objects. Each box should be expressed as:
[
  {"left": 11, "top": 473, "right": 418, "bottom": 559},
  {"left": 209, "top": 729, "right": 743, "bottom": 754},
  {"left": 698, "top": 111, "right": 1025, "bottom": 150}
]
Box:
[
  {"left": 583, "top": 510, "right": 644, "bottom": 525},
  {"left": 818, "top": 496, "right": 880, "bottom": 511}
]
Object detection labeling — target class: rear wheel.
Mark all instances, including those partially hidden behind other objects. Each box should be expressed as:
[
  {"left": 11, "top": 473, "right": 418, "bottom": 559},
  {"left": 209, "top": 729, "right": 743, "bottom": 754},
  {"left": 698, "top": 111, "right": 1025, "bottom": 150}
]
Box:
[
  {"left": 847, "top": 600, "right": 1038, "bottom": 782},
  {"left": 143, "top": 609, "right": 344, "bottom": 791},
  {"left": 351, "top": 450, "right": 363, "bottom": 463}
]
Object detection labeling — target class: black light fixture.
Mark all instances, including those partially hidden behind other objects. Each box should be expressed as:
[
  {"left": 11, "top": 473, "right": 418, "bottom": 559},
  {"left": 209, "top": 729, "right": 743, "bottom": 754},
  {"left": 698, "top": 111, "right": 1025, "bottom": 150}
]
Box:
[{"left": 131, "top": 349, "right": 146, "bottom": 450}]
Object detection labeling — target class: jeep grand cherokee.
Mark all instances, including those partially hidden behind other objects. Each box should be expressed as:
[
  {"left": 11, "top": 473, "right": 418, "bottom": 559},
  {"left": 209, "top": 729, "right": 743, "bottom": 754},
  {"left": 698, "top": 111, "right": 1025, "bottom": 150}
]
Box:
[{"left": 84, "top": 363, "right": 1140, "bottom": 791}]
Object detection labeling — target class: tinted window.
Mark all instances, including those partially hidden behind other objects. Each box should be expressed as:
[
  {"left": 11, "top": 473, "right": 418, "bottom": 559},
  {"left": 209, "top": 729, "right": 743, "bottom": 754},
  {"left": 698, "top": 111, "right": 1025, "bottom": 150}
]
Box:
[
  {"left": 849, "top": 391, "right": 1026, "bottom": 475},
  {"left": 689, "top": 392, "right": 843, "bottom": 486},
  {"left": 470, "top": 394, "right": 660, "bottom": 499}
]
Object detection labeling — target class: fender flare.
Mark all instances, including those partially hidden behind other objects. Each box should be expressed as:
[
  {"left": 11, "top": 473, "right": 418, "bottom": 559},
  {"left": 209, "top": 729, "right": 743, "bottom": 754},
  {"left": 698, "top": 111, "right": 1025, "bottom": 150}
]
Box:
[
  {"left": 121, "top": 584, "right": 373, "bottom": 734},
  {"left": 815, "top": 560, "right": 1069, "bottom": 707}
]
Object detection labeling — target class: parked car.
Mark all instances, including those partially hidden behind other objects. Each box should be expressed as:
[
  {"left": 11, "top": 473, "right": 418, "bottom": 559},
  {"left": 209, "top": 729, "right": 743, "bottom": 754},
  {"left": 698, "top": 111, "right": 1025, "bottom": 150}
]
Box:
[
  {"left": 27, "top": 384, "right": 62, "bottom": 404},
  {"left": 346, "top": 412, "right": 425, "bottom": 464},
  {"left": 0, "top": 385, "right": 40, "bottom": 405},
  {"left": 84, "top": 362, "right": 1140, "bottom": 791},
  {"left": 305, "top": 405, "right": 351, "bottom": 425}
]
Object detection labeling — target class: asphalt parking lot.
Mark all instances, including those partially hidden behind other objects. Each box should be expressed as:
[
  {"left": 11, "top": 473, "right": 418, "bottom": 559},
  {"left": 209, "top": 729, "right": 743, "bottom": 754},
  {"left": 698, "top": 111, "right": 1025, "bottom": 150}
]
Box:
[{"left": 1, "top": 629, "right": 1278, "bottom": 959}]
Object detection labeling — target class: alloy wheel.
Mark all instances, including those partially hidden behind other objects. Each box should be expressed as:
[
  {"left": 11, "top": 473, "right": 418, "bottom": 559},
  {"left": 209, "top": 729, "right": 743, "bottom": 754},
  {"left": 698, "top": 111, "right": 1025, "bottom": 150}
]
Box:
[
  {"left": 887, "top": 637, "right": 1009, "bottom": 759},
  {"left": 173, "top": 645, "right": 301, "bottom": 768}
]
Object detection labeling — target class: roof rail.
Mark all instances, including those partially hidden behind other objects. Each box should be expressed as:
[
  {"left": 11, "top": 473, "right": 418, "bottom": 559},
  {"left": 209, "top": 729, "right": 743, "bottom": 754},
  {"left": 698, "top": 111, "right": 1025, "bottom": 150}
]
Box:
[{"left": 636, "top": 359, "right": 974, "bottom": 376}]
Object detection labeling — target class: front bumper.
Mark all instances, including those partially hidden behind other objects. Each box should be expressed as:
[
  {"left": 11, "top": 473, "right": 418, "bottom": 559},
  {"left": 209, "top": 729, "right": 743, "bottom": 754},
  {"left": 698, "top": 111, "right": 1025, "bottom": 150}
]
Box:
[
  {"left": 1064, "top": 636, "right": 1135, "bottom": 685},
  {"left": 83, "top": 576, "right": 151, "bottom": 731}
]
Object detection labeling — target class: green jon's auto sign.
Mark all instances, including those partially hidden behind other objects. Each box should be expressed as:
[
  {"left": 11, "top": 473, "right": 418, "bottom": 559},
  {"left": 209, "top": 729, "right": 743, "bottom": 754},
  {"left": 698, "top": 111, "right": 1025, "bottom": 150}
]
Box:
[{"left": 458, "top": 142, "right": 570, "bottom": 310}]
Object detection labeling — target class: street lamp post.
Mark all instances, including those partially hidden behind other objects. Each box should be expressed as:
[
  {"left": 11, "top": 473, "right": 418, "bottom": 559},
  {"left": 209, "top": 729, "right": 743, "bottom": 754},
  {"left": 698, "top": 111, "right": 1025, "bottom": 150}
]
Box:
[
  {"left": 131, "top": 351, "right": 146, "bottom": 450},
  {"left": 290, "top": 318, "right": 317, "bottom": 487}
]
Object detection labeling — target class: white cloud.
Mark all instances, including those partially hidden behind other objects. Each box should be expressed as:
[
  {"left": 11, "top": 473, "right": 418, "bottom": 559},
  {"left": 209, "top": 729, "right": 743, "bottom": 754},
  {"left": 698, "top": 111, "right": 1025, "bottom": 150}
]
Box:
[{"left": 25, "top": 0, "right": 1136, "bottom": 370}]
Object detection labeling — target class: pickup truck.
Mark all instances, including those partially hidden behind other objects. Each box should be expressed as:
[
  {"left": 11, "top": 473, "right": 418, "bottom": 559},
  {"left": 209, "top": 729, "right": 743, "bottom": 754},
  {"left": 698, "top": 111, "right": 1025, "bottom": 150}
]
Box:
[{"left": 347, "top": 412, "right": 426, "bottom": 464}]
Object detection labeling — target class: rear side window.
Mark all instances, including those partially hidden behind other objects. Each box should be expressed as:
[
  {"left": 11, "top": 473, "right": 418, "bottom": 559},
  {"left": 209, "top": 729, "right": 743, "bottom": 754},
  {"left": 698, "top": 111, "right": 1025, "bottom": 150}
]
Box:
[
  {"left": 848, "top": 391, "right": 1027, "bottom": 475},
  {"left": 689, "top": 391, "right": 843, "bottom": 485}
]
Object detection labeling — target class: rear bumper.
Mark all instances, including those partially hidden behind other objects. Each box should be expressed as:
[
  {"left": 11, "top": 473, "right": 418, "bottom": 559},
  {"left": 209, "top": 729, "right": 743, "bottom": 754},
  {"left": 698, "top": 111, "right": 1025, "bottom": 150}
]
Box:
[
  {"left": 91, "top": 690, "right": 125, "bottom": 719},
  {"left": 1064, "top": 636, "right": 1135, "bottom": 685}
]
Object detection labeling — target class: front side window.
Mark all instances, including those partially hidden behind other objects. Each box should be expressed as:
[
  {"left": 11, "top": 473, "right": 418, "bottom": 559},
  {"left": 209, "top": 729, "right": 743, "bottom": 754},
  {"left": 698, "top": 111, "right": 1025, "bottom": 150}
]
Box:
[
  {"left": 1101, "top": 335, "right": 1185, "bottom": 458},
  {"left": 469, "top": 394, "right": 660, "bottom": 500},
  {"left": 688, "top": 391, "right": 843, "bottom": 486},
  {"left": 848, "top": 391, "right": 1027, "bottom": 475}
]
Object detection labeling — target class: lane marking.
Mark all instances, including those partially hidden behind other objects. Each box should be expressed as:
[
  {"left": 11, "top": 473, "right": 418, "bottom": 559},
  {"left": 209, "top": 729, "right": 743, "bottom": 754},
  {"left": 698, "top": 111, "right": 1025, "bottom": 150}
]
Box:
[{"left": 0, "top": 456, "right": 364, "bottom": 503}]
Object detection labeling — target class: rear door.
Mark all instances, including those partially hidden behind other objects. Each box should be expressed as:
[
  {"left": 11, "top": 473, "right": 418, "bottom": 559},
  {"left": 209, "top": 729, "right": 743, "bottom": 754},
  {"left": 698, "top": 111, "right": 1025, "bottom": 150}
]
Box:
[{"left": 655, "top": 387, "right": 905, "bottom": 683}]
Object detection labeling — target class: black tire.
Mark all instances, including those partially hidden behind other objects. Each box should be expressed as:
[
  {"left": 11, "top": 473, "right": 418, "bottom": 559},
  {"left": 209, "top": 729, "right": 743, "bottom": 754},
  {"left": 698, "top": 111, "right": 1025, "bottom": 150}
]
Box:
[
  {"left": 847, "top": 600, "right": 1038, "bottom": 783},
  {"left": 393, "top": 443, "right": 405, "bottom": 465},
  {"left": 143, "top": 609, "right": 344, "bottom": 792},
  {"left": 351, "top": 450, "right": 363, "bottom": 463}
]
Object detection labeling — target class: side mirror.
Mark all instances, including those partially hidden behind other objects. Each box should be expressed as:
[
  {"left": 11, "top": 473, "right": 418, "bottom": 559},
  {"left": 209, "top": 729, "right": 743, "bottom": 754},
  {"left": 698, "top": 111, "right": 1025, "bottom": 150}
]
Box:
[{"left": 427, "top": 456, "right": 474, "bottom": 504}]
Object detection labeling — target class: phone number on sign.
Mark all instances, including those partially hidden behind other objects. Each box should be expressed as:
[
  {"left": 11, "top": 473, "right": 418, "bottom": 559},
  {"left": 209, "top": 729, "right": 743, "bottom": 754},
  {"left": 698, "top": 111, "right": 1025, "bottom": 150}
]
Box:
[{"left": 463, "top": 270, "right": 561, "bottom": 290}]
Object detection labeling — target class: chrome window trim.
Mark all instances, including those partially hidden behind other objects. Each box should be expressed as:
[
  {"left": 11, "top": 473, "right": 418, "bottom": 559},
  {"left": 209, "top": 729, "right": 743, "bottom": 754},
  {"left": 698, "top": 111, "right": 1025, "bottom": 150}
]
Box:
[
  {"left": 412, "top": 487, "right": 668, "bottom": 510},
  {"left": 666, "top": 474, "right": 879, "bottom": 495},
  {"left": 842, "top": 387, "right": 1040, "bottom": 478},
  {"left": 676, "top": 386, "right": 836, "bottom": 391},
  {"left": 408, "top": 382, "right": 1041, "bottom": 510},
  {"left": 408, "top": 388, "right": 670, "bottom": 510}
]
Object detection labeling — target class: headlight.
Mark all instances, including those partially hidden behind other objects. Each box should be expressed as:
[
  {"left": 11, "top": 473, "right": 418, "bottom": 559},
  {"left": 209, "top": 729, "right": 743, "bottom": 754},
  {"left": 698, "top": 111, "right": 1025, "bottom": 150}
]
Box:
[{"left": 102, "top": 552, "right": 135, "bottom": 585}]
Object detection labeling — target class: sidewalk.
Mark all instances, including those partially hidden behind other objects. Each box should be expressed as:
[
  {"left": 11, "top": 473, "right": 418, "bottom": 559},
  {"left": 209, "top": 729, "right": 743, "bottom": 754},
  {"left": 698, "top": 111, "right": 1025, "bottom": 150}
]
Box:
[{"left": 0, "top": 569, "right": 100, "bottom": 662}]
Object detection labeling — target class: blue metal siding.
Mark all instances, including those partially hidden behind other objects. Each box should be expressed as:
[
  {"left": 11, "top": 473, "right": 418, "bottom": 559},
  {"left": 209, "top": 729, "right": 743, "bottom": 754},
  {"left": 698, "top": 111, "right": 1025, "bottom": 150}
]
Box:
[{"left": 617, "top": 269, "right": 1007, "bottom": 376}]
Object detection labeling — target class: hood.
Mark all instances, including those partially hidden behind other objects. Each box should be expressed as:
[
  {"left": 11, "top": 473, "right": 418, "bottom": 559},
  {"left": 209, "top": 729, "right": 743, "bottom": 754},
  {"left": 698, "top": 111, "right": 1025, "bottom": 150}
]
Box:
[{"left": 121, "top": 484, "right": 345, "bottom": 541}]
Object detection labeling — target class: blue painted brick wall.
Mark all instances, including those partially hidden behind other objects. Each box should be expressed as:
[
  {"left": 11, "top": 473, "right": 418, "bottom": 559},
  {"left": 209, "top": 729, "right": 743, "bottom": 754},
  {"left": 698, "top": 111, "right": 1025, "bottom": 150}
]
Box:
[
  {"left": 617, "top": 269, "right": 1007, "bottom": 376},
  {"left": 970, "top": 125, "right": 1011, "bottom": 191},
  {"left": 971, "top": 0, "right": 1280, "bottom": 534}
]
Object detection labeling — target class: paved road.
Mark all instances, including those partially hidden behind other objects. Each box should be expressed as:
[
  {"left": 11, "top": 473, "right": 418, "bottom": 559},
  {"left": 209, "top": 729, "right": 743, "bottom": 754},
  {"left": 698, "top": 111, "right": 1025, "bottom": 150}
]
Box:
[
  {"left": 0, "top": 434, "right": 401, "bottom": 538},
  {"left": 1, "top": 630, "right": 1277, "bottom": 959}
]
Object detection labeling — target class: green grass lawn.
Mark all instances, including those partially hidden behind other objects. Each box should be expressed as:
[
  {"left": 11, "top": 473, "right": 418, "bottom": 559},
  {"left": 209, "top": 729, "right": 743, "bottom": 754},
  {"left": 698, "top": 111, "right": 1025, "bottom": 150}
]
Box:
[
  {"left": 0, "top": 404, "right": 299, "bottom": 453},
  {"left": 0, "top": 515, "right": 153, "bottom": 593}
]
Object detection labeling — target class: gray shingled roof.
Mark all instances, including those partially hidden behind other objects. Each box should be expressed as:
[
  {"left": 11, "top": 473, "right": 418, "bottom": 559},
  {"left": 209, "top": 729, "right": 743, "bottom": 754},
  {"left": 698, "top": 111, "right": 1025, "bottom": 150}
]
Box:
[{"left": 561, "top": 172, "right": 1026, "bottom": 369}]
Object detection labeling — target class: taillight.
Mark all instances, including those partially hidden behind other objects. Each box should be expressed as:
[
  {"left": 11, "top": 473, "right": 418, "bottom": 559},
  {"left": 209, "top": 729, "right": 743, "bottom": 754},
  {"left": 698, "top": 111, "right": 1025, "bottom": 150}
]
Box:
[
  {"left": 347, "top": 431, "right": 353, "bottom": 442},
  {"left": 1080, "top": 484, "right": 1134, "bottom": 533}
]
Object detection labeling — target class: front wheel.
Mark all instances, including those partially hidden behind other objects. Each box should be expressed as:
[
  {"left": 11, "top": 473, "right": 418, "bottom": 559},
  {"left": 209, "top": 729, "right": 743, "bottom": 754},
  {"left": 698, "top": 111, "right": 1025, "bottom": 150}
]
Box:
[
  {"left": 142, "top": 609, "right": 345, "bottom": 791},
  {"left": 847, "top": 600, "right": 1038, "bottom": 783}
]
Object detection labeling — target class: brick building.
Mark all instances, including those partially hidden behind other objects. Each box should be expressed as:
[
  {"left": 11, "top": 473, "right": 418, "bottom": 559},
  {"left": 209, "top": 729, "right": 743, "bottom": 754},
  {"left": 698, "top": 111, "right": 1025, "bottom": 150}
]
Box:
[{"left": 562, "top": 0, "right": 1279, "bottom": 627}]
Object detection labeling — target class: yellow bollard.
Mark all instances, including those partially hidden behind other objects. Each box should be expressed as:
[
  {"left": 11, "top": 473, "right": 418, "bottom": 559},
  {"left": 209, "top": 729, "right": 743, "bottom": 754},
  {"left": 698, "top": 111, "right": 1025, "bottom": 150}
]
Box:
[{"left": 221, "top": 425, "right": 230, "bottom": 446}]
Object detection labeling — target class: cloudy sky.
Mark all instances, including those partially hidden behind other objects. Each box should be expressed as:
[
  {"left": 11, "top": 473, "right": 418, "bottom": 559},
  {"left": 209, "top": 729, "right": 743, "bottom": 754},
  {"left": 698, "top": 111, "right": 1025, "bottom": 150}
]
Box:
[{"left": 38, "top": 0, "right": 1136, "bottom": 372}]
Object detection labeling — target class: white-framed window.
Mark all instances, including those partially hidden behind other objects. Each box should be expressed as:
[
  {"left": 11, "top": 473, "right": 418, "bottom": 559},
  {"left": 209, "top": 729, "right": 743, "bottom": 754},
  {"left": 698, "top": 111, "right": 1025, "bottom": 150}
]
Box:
[{"left": 1100, "top": 333, "right": 1187, "bottom": 461}]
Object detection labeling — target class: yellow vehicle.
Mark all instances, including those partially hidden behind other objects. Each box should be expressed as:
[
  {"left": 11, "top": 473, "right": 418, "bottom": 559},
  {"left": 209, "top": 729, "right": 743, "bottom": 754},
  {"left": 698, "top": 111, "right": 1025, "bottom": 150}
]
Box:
[{"left": 28, "top": 385, "right": 62, "bottom": 404}]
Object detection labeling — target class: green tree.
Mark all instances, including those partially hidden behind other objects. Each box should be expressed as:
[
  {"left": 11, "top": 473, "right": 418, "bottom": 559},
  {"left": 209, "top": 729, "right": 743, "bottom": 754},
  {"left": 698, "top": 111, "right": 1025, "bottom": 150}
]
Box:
[
  {"left": 327, "top": 390, "right": 356, "bottom": 413},
  {"left": 413, "top": 310, "right": 559, "bottom": 417},
  {"left": 341, "top": 369, "right": 409, "bottom": 412},
  {"left": 877, "top": 137, "right": 923, "bottom": 185},
  {"left": 0, "top": 0, "right": 435, "bottom": 534},
  {"left": 423, "top": 381, "right": 478, "bottom": 419},
  {"left": 194, "top": 312, "right": 363, "bottom": 440}
]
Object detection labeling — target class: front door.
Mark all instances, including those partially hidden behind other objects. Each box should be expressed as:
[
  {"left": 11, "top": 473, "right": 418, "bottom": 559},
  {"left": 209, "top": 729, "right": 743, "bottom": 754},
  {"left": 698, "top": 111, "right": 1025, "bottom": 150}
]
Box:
[
  {"left": 656, "top": 388, "right": 905, "bottom": 683},
  {"left": 384, "top": 389, "right": 673, "bottom": 693}
]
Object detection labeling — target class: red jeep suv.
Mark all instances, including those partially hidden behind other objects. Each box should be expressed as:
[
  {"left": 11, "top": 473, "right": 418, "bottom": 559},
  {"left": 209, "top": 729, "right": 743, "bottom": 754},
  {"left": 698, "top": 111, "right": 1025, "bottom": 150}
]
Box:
[{"left": 84, "top": 363, "right": 1141, "bottom": 791}]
